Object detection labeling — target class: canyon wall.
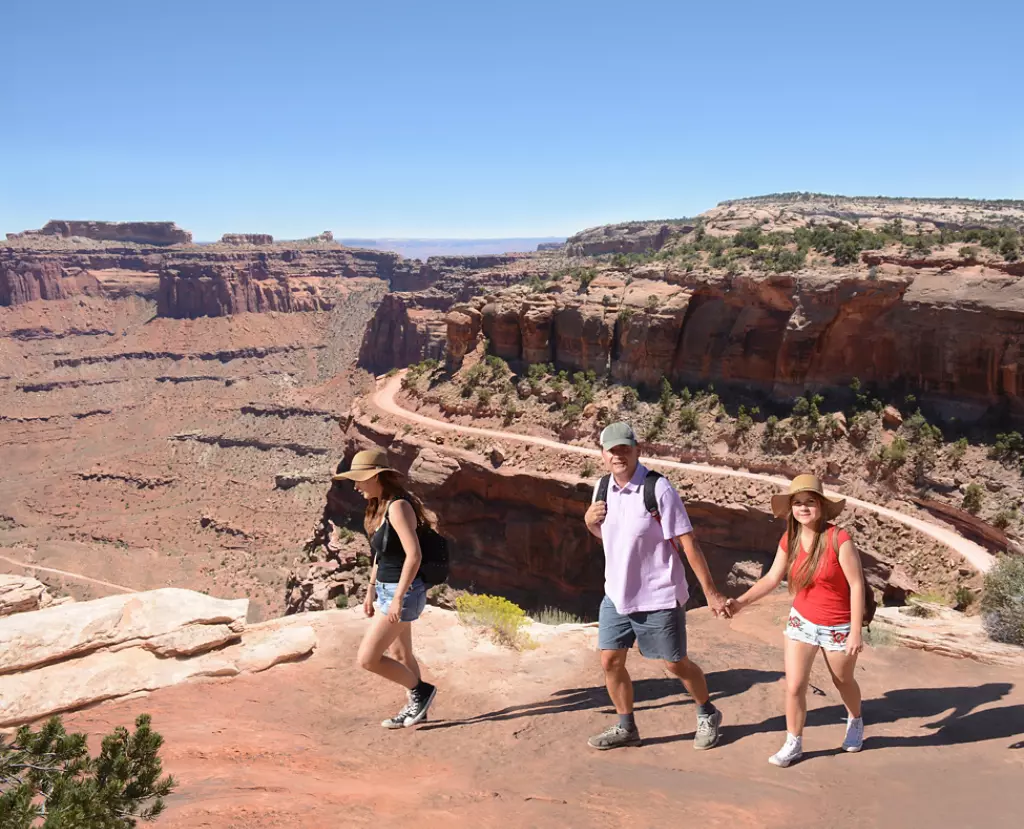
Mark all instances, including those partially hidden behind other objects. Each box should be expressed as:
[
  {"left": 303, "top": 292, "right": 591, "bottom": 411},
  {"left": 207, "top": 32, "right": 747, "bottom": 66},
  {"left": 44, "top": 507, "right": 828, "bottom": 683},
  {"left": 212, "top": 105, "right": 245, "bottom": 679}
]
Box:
[{"left": 434, "top": 267, "right": 1024, "bottom": 423}]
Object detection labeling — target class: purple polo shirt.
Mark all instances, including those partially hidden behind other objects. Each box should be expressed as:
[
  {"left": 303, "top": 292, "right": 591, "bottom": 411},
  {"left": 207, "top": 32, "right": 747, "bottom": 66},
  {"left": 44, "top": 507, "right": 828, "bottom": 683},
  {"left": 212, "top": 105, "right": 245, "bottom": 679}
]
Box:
[{"left": 593, "top": 464, "right": 693, "bottom": 614}]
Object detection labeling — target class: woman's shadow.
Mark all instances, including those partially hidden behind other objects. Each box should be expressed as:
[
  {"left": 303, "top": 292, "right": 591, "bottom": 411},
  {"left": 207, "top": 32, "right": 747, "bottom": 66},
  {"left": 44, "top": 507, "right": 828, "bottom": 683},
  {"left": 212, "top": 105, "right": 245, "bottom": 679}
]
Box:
[{"left": 725, "top": 682, "right": 1021, "bottom": 759}]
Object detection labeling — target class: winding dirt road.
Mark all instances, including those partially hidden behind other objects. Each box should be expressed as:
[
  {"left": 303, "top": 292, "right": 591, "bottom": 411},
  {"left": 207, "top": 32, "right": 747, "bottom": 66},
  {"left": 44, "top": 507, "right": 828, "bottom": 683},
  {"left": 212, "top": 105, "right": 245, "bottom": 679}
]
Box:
[{"left": 373, "top": 373, "right": 994, "bottom": 574}]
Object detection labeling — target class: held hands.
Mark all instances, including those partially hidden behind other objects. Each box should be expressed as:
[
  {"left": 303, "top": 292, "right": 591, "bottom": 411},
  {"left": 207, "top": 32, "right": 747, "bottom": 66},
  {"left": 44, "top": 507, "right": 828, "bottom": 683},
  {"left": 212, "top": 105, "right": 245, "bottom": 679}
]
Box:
[
  {"left": 725, "top": 597, "right": 745, "bottom": 616},
  {"left": 584, "top": 501, "right": 607, "bottom": 530},
  {"left": 363, "top": 593, "right": 375, "bottom": 618},
  {"left": 845, "top": 631, "right": 864, "bottom": 656},
  {"left": 707, "top": 591, "right": 733, "bottom": 619}
]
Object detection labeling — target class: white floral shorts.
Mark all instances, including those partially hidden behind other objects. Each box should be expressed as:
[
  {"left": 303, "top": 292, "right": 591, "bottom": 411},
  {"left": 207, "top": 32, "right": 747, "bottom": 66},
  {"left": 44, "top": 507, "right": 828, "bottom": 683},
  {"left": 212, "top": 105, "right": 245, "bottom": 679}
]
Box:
[{"left": 784, "top": 607, "right": 851, "bottom": 652}]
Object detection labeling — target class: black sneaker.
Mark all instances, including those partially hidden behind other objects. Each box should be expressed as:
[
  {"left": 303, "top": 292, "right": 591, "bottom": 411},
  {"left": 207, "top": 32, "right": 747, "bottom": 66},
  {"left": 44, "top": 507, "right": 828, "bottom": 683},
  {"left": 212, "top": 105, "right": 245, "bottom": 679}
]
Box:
[
  {"left": 403, "top": 683, "right": 437, "bottom": 727},
  {"left": 381, "top": 696, "right": 416, "bottom": 729}
]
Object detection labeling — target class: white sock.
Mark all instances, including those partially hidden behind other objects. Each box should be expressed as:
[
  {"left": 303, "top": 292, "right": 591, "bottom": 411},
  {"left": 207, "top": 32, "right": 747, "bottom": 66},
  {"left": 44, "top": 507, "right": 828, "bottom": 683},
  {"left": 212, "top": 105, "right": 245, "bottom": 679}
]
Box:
[{"left": 786, "top": 732, "right": 802, "bottom": 746}]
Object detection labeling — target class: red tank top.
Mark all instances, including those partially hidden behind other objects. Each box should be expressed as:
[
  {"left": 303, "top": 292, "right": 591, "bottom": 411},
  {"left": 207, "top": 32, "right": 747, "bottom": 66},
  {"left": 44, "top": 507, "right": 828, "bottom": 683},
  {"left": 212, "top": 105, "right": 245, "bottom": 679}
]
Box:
[{"left": 780, "top": 525, "right": 853, "bottom": 626}]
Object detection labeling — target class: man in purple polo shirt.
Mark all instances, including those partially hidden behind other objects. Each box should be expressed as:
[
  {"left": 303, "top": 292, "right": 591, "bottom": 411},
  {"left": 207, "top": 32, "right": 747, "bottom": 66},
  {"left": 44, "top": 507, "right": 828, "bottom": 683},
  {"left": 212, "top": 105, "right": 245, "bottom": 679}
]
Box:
[{"left": 584, "top": 421, "right": 729, "bottom": 751}]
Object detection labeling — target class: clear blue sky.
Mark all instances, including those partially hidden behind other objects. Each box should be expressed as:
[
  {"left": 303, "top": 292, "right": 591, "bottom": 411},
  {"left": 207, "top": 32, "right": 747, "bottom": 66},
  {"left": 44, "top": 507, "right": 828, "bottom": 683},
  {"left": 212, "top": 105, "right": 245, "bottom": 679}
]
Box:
[{"left": 3, "top": 0, "right": 1020, "bottom": 239}]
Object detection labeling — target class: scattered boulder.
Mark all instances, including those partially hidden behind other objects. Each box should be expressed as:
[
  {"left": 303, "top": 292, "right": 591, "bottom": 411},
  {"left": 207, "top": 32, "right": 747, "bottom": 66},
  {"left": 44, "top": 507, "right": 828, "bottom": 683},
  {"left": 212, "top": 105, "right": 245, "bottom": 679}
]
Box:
[
  {"left": 0, "top": 574, "right": 71, "bottom": 617},
  {"left": 883, "top": 406, "right": 904, "bottom": 429},
  {"left": 489, "top": 445, "right": 506, "bottom": 467}
]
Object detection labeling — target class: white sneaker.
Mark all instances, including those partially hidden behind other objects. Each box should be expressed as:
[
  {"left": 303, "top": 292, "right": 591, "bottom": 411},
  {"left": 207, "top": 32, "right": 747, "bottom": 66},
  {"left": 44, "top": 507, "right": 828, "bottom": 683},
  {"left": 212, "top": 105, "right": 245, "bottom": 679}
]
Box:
[
  {"left": 768, "top": 734, "right": 803, "bottom": 767},
  {"left": 843, "top": 716, "right": 864, "bottom": 752}
]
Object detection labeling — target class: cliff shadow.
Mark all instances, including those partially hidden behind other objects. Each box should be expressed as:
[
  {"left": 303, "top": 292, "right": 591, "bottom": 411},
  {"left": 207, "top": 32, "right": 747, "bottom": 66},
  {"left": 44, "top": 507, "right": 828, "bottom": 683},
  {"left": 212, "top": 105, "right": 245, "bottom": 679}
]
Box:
[{"left": 418, "top": 668, "right": 782, "bottom": 733}]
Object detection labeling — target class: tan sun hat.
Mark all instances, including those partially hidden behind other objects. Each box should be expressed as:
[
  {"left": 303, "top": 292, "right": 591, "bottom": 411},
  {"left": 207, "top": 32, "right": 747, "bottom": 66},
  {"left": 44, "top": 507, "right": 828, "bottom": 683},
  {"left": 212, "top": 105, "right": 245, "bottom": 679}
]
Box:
[
  {"left": 331, "top": 448, "right": 398, "bottom": 482},
  {"left": 770, "top": 474, "right": 845, "bottom": 520}
]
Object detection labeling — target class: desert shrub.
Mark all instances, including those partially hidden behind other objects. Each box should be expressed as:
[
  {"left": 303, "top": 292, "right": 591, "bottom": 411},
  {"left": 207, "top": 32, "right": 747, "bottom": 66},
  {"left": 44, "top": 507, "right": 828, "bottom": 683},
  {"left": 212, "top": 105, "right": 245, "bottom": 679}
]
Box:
[
  {"left": 646, "top": 294, "right": 660, "bottom": 311},
  {"left": 456, "top": 594, "right": 533, "bottom": 649},
  {"left": 877, "top": 436, "right": 909, "bottom": 470},
  {"left": 573, "top": 371, "right": 596, "bottom": 405},
  {"left": 484, "top": 354, "right": 510, "bottom": 379},
  {"left": 561, "top": 403, "right": 583, "bottom": 424},
  {"left": 903, "top": 410, "right": 942, "bottom": 445},
  {"left": 992, "top": 508, "right": 1018, "bottom": 530},
  {"left": 620, "top": 387, "right": 638, "bottom": 411},
  {"left": 991, "top": 431, "right": 1024, "bottom": 463},
  {"left": 680, "top": 386, "right": 692, "bottom": 404},
  {"left": 503, "top": 404, "right": 517, "bottom": 425},
  {"left": 678, "top": 406, "right": 700, "bottom": 433},
  {"left": 645, "top": 412, "right": 666, "bottom": 440},
  {"left": 962, "top": 483, "right": 984, "bottom": 514},
  {"left": 948, "top": 437, "right": 968, "bottom": 468},
  {"left": 981, "top": 555, "right": 1024, "bottom": 646},
  {"left": 959, "top": 246, "right": 978, "bottom": 260},
  {"left": 954, "top": 585, "right": 975, "bottom": 611},
  {"left": 617, "top": 308, "right": 634, "bottom": 325},
  {"left": 659, "top": 377, "right": 674, "bottom": 414},
  {"left": 385, "top": 367, "right": 399, "bottom": 377},
  {"left": 334, "top": 594, "right": 349, "bottom": 609},
  {"left": 0, "top": 714, "right": 175, "bottom": 828},
  {"left": 735, "top": 405, "right": 754, "bottom": 434},
  {"left": 580, "top": 460, "right": 597, "bottom": 477},
  {"left": 534, "top": 607, "right": 583, "bottom": 625}
]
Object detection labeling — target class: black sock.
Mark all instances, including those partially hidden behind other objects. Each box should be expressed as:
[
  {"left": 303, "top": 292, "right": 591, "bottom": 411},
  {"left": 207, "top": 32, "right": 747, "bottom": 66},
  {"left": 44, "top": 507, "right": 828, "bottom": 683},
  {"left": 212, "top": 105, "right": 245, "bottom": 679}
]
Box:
[
  {"left": 697, "top": 700, "right": 717, "bottom": 717},
  {"left": 413, "top": 680, "right": 433, "bottom": 698},
  {"left": 618, "top": 712, "right": 636, "bottom": 731}
]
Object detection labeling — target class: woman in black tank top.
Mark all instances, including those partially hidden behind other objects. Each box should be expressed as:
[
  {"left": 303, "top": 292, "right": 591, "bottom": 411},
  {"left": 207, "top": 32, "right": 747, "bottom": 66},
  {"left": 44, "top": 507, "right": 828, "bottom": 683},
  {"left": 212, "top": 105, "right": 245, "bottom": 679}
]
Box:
[{"left": 332, "top": 448, "right": 438, "bottom": 729}]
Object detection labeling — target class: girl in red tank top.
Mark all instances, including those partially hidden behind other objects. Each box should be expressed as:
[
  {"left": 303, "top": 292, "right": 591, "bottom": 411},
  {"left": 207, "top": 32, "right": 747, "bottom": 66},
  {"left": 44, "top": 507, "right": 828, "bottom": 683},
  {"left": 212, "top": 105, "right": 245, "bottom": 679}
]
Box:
[{"left": 728, "top": 474, "right": 868, "bottom": 767}]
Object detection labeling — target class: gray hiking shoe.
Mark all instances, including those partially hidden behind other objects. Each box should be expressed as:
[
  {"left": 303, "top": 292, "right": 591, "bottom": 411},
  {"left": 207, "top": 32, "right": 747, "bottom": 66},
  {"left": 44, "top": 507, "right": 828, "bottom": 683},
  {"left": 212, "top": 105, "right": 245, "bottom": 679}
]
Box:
[
  {"left": 694, "top": 709, "right": 723, "bottom": 750},
  {"left": 588, "top": 724, "right": 642, "bottom": 750}
]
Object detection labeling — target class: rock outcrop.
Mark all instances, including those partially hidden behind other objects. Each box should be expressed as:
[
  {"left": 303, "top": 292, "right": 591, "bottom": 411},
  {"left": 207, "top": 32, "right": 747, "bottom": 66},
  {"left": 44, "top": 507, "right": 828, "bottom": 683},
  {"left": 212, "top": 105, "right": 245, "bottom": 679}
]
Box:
[
  {"left": 10, "top": 220, "right": 192, "bottom": 245},
  {"left": 0, "top": 588, "right": 317, "bottom": 726},
  {"left": 564, "top": 221, "right": 694, "bottom": 257},
  {"left": 357, "top": 292, "right": 451, "bottom": 373},
  {"left": 221, "top": 233, "right": 274, "bottom": 245},
  {"left": 0, "top": 574, "right": 71, "bottom": 616}
]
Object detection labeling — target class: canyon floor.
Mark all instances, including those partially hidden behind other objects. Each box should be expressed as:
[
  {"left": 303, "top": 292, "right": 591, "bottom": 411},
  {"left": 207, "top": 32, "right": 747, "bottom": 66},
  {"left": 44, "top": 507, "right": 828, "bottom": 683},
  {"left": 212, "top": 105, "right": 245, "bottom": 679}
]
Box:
[{"left": 66, "top": 594, "right": 1024, "bottom": 829}]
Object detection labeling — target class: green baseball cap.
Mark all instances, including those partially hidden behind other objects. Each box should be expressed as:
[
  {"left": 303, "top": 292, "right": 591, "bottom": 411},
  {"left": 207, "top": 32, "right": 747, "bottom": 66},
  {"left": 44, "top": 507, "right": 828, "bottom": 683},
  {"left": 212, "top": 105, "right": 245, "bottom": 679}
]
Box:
[{"left": 600, "top": 422, "right": 637, "bottom": 450}]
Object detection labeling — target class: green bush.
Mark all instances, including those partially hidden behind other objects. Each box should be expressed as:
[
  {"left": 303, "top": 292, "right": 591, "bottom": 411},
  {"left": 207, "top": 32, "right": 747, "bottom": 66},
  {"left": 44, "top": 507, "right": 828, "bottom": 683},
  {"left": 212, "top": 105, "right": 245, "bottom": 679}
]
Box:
[
  {"left": 620, "top": 387, "right": 638, "bottom": 411},
  {"left": 962, "top": 483, "right": 984, "bottom": 514},
  {"left": 335, "top": 594, "right": 349, "bottom": 609},
  {"left": 878, "top": 436, "right": 909, "bottom": 468},
  {"left": 456, "top": 593, "right": 533, "bottom": 649},
  {"left": 981, "top": 555, "right": 1024, "bottom": 646},
  {"left": 678, "top": 406, "right": 700, "bottom": 433},
  {"left": 0, "top": 714, "right": 175, "bottom": 828},
  {"left": 735, "top": 405, "right": 754, "bottom": 434},
  {"left": 659, "top": 377, "right": 675, "bottom": 414},
  {"left": 645, "top": 412, "right": 666, "bottom": 441},
  {"left": 948, "top": 437, "right": 968, "bottom": 468},
  {"left": 992, "top": 509, "right": 1018, "bottom": 530}
]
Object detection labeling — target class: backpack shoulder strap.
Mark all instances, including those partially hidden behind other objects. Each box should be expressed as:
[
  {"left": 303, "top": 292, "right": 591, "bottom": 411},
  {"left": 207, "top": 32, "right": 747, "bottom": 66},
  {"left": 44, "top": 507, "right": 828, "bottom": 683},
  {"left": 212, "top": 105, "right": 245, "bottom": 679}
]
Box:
[
  {"left": 643, "top": 470, "right": 663, "bottom": 520},
  {"left": 595, "top": 474, "right": 611, "bottom": 503}
]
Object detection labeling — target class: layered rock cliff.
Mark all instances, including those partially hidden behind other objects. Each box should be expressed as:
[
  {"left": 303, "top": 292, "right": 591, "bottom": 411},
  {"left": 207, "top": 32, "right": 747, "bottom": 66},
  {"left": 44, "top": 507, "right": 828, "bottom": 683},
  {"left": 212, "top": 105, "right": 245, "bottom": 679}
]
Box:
[
  {"left": 9, "top": 220, "right": 192, "bottom": 245},
  {"left": 431, "top": 264, "right": 1024, "bottom": 424}
]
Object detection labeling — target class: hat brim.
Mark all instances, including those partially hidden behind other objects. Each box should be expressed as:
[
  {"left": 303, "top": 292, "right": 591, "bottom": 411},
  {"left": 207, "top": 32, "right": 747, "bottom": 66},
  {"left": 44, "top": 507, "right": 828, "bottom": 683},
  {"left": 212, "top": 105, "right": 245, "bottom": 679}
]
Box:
[
  {"left": 770, "top": 489, "right": 845, "bottom": 520},
  {"left": 601, "top": 438, "right": 637, "bottom": 450},
  {"left": 332, "top": 466, "right": 396, "bottom": 482}
]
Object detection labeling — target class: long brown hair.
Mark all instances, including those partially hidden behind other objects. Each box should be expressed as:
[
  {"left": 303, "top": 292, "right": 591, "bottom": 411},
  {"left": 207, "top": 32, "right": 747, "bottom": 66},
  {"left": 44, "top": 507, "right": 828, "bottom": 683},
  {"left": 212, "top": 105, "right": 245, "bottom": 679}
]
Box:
[
  {"left": 785, "top": 492, "right": 831, "bottom": 594},
  {"left": 364, "top": 471, "right": 431, "bottom": 535}
]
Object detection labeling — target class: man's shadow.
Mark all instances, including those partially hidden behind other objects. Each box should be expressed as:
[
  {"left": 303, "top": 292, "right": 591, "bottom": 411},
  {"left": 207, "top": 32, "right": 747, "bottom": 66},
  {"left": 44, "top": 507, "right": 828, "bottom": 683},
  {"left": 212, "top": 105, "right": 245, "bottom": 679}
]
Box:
[
  {"left": 419, "top": 668, "right": 783, "bottom": 734},
  {"left": 725, "top": 682, "right": 1021, "bottom": 759}
]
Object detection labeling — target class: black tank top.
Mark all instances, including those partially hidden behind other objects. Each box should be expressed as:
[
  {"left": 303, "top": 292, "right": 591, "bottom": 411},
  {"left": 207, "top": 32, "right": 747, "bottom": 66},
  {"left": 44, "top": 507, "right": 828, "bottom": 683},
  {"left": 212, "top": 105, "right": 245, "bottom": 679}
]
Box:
[{"left": 370, "top": 497, "right": 412, "bottom": 583}]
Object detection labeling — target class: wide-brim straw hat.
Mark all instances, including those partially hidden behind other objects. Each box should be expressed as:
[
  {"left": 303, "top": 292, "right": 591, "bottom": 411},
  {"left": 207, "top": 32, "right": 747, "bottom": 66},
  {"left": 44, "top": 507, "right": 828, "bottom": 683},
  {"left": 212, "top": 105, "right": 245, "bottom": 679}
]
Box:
[
  {"left": 770, "top": 474, "right": 845, "bottom": 520},
  {"left": 331, "top": 449, "right": 399, "bottom": 482}
]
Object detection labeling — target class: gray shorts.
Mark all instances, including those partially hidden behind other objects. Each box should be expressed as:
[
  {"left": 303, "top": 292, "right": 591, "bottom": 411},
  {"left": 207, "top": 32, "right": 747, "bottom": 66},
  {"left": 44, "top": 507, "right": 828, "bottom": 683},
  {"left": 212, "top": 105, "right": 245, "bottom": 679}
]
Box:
[{"left": 598, "top": 595, "right": 688, "bottom": 662}]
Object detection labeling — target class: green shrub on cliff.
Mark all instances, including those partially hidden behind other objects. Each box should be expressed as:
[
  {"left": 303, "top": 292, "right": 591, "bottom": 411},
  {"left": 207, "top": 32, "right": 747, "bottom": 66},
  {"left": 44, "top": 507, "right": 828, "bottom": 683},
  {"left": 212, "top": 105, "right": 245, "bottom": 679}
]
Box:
[
  {"left": 0, "top": 714, "right": 175, "bottom": 828},
  {"left": 981, "top": 555, "right": 1024, "bottom": 647}
]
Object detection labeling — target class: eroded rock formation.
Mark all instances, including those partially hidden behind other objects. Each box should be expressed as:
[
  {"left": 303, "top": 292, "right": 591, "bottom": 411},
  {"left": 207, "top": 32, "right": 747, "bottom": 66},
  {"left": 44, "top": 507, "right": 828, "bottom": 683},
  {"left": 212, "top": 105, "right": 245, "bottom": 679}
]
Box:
[
  {"left": 9, "top": 220, "right": 192, "bottom": 245},
  {"left": 0, "top": 588, "right": 317, "bottom": 726}
]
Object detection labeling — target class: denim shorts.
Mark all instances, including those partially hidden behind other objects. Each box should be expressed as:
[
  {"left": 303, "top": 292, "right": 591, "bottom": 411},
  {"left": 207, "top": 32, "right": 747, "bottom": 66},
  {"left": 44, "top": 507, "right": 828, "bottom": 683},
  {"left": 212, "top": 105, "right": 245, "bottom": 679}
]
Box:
[
  {"left": 375, "top": 578, "right": 427, "bottom": 622},
  {"left": 598, "top": 595, "right": 688, "bottom": 662},
  {"left": 784, "top": 606, "right": 851, "bottom": 652}
]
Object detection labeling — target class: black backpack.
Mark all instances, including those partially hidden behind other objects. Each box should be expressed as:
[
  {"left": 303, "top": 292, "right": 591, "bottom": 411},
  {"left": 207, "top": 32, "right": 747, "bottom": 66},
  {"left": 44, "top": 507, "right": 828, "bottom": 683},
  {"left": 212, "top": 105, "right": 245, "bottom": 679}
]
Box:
[
  {"left": 593, "top": 470, "right": 706, "bottom": 608},
  {"left": 381, "top": 502, "right": 450, "bottom": 587}
]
